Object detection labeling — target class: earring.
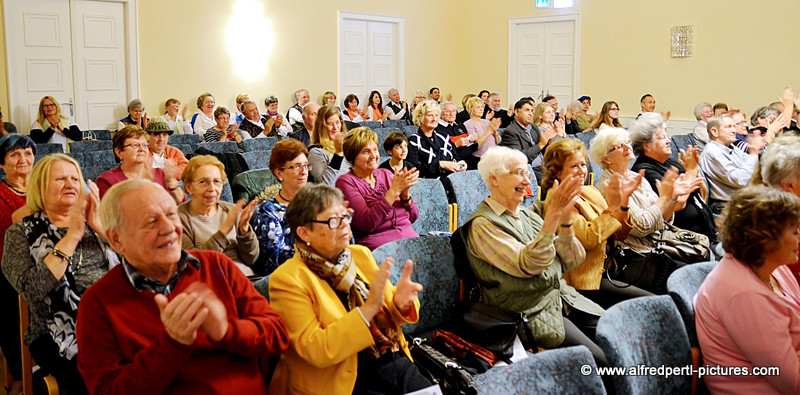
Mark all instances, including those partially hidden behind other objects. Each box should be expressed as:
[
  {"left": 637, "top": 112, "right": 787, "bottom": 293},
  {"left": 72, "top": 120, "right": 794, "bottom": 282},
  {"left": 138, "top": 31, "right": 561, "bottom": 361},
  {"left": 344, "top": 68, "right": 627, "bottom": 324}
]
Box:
[
  {"left": 306, "top": 241, "right": 311, "bottom": 246},
  {"left": 278, "top": 178, "right": 283, "bottom": 182}
]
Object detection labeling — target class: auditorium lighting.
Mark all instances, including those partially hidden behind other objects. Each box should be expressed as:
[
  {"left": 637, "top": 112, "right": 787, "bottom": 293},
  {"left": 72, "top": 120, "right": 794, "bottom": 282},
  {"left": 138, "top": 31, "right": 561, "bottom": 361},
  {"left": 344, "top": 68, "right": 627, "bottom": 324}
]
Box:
[{"left": 227, "top": 0, "right": 273, "bottom": 81}]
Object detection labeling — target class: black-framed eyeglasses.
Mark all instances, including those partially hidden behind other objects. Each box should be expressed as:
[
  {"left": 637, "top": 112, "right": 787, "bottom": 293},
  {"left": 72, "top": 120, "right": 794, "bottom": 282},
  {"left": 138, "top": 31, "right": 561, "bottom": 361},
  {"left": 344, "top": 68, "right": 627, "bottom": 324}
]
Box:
[
  {"left": 280, "top": 163, "right": 313, "bottom": 172},
  {"left": 308, "top": 210, "right": 354, "bottom": 230}
]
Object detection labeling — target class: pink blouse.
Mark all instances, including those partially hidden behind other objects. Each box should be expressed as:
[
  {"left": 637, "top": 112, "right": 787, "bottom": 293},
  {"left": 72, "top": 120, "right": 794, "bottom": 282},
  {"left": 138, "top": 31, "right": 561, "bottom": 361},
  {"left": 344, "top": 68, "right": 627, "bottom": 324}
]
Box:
[{"left": 464, "top": 118, "right": 497, "bottom": 157}]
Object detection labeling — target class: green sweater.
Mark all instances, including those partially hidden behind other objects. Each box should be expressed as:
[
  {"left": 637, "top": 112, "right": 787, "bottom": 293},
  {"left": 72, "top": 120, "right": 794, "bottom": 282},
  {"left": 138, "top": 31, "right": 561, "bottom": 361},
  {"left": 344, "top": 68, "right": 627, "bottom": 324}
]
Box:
[{"left": 461, "top": 201, "right": 603, "bottom": 348}]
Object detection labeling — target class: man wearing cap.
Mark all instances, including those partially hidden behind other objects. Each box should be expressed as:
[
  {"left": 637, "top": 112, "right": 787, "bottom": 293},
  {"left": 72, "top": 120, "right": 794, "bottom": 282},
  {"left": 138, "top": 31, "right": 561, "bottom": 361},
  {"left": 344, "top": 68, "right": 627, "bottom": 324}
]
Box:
[
  {"left": 576, "top": 96, "right": 594, "bottom": 131},
  {"left": 146, "top": 116, "right": 189, "bottom": 177}
]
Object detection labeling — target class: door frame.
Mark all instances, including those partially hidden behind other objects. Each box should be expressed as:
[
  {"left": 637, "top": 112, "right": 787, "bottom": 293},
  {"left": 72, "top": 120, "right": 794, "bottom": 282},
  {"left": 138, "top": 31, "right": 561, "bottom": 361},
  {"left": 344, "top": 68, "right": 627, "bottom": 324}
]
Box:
[
  {"left": 337, "top": 12, "right": 405, "bottom": 102},
  {"left": 507, "top": 14, "right": 580, "bottom": 104},
  {"left": 3, "top": 0, "right": 139, "bottom": 127}
]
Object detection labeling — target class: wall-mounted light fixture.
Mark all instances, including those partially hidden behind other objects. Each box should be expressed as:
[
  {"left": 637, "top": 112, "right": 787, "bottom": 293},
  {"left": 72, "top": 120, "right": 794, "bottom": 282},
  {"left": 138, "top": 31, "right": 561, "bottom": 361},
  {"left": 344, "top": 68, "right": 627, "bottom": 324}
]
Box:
[{"left": 671, "top": 25, "right": 693, "bottom": 58}]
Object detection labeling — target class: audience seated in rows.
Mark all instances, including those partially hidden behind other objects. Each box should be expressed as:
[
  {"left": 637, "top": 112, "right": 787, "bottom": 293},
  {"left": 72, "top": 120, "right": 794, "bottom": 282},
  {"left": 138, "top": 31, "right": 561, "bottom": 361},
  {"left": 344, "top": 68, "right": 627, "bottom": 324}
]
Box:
[
  {"left": 30, "top": 96, "right": 82, "bottom": 152},
  {"left": 268, "top": 184, "right": 427, "bottom": 393},
  {"left": 406, "top": 100, "right": 466, "bottom": 179},
  {"left": 252, "top": 139, "right": 310, "bottom": 275},
  {"left": 179, "top": 155, "right": 259, "bottom": 276},
  {"left": 3, "top": 154, "right": 119, "bottom": 394},
  {"left": 308, "top": 105, "right": 351, "bottom": 185},
  {"left": 97, "top": 125, "right": 184, "bottom": 203},
  {"left": 542, "top": 139, "right": 652, "bottom": 308},
  {"left": 630, "top": 113, "right": 717, "bottom": 242},
  {"left": 337, "top": 128, "right": 419, "bottom": 250},
  {"left": 77, "top": 180, "right": 289, "bottom": 394},
  {"left": 238, "top": 99, "right": 279, "bottom": 139}
]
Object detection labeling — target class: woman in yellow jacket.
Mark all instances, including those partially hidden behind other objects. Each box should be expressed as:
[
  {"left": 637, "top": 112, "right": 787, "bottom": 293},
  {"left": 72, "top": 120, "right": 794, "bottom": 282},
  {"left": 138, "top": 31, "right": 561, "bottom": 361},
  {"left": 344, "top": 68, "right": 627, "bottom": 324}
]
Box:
[
  {"left": 542, "top": 138, "right": 653, "bottom": 308},
  {"left": 269, "top": 183, "right": 430, "bottom": 394}
]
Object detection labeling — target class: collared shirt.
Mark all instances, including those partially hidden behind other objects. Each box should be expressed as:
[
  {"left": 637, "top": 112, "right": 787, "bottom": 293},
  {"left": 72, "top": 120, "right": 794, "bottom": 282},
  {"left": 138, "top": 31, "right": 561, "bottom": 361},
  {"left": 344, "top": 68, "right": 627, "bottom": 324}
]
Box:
[
  {"left": 512, "top": 119, "right": 534, "bottom": 145},
  {"left": 699, "top": 139, "right": 758, "bottom": 202},
  {"left": 466, "top": 197, "right": 585, "bottom": 278},
  {"left": 122, "top": 250, "right": 200, "bottom": 295}
]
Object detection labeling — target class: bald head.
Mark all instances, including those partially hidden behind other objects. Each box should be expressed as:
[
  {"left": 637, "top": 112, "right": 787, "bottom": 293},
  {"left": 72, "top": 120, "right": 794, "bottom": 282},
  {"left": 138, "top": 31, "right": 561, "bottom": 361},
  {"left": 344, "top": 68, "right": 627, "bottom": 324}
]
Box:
[{"left": 303, "top": 102, "right": 320, "bottom": 130}]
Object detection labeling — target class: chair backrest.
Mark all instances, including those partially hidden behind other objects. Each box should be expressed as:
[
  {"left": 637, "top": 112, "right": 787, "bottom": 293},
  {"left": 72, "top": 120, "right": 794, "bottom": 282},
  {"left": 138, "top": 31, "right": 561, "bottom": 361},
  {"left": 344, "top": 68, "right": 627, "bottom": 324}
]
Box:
[
  {"left": 402, "top": 125, "right": 418, "bottom": 136},
  {"left": 241, "top": 151, "right": 271, "bottom": 170},
  {"left": 197, "top": 141, "right": 238, "bottom": 153},
  {"left": 474, "top": 346, "right": 606, "bottom": 394},
  {"left": 371, "top": 236, "right": 459, "bottom": 337},
  {"left": 231, "top": 168, "right": 279, "bottom": 202},
  {"left": 171, "top": 143, "right": 193, "bottom": 156},
  {"left": 374, "top": 128, "right": 393, "bottom": 157},
  {"left": 443, "top": 170, "right": 490, "bottom": 228},
  {"left": 670, "top": 134, "right": 697, "bottom": 162},
  {"left": 90, "top": 129, "right": 112, "bottom": 140},
  {"left": 572, "top": 133, "right": 604, "bottom": 187},
  {"left": 35, "top": 143, "right": 65, "bottom": 156},
  {"left": 357, "top": 120, "right": 382, "bottom": 130},
  {"left": 667, "top": 261, "right": 718, "bottom": 347},
  {"left": 168, "top": 133, "right": 201, "bottom": 146},
  {"left": 383, "top": 119, "right": 409, "bottom": 128},
  {"left": 596, "top": 295, "right": 692, "bottom": 394},
  {"left": 408, "top": 178, "right": 450, "bottom": 235},
  {"left": 68, "top": 140, "right": 113, "bottom": 153},
  {"left": 252, "top": 275, "right": 271, "bottom": 301},
  {"left": 69, "top": 150, "right": 118, "bottom": 181},
  {"left": 220, "top": 181, "right": 233, "bottom": 203},
  {"left": 242, "top": 137, "right": 278, "bottom": 152}
]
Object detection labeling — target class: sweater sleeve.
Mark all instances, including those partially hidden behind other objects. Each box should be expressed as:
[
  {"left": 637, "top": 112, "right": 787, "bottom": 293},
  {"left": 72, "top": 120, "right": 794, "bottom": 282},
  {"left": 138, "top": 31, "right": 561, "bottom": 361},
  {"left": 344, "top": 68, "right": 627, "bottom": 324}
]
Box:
[
  {"left": 336, "top": 173, "right": 394, "bottom": 234},
  {"left": 1, "top": 223, "right": 61, "bottom": 302},
  {"left": 77, "top": 287, "right": 194, "bottom": 395},
  {"left": 29, "top": 122, "right": 55, "bottom": 144}
]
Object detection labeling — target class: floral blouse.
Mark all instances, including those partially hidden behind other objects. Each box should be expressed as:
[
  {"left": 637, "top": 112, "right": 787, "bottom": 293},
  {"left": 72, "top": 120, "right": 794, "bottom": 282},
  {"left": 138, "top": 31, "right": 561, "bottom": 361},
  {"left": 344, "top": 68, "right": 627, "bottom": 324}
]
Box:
[{"left": 252, "top": 197, "right": 295, "bottom": 275}]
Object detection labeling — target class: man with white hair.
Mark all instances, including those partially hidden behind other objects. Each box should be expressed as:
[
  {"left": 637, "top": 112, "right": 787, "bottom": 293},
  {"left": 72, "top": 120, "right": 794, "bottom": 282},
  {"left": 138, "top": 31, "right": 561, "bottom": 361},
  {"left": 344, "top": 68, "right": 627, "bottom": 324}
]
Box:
[
  {"left": 692, "top": 102, "right": 713, "bottom": 151},
  {"left": 287, "top": 89, "right": 310, "bottom": 132},
  {"left": 483, "top": 93, "right": 513, "bottom": 128},
  {"left": 77, "top": 180, "right": 289, "bottom": 394},
  {"left": 289, "top": 102, "right": 319, "bottom": 147},
  {"left": 384, "top": 88, "right": 410, "bottom": 121},
  {"left": 238, "top": 100, "right": 278, "bottom": 138},
  {"left": 699, "top": 114, "right": 765, "bottom": 213}
]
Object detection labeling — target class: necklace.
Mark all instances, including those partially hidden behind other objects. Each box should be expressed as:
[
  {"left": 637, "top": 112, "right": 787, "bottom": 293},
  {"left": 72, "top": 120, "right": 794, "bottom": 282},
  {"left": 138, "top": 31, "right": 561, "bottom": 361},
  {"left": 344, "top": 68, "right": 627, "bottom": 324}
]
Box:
[
  {"left": 751, "top": 266, "right": 774, "bottom": 291},
  {"left": 69, "top": 242, "right": 84, "bottom": 275},
  {"left": 278, "top": 189, "right": 291, "bottom": 203},
  {"left": 2, "top": 179, "right": 26, "bottom": 195}
]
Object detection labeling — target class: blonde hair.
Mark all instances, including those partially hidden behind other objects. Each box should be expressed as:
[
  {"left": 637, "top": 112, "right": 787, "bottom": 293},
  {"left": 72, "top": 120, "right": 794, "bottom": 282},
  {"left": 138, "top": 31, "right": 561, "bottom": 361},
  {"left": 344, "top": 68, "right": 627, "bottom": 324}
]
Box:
[
  {"left": 312, "top": 105, "right": 347, "bottom": 153},
  {"left": 533, "top": 102, "right": 552, "bottom": 127},
  {"left": 412, "top": 100, "right": 441, "bottom": 127},
  {"left": 181, "top": 155, "right": 227, "bottom": 184},
  {"left": 27, "top": 154, "right": 86, "bottom": 213},
  {"left": 36, "top": 96, "right": 66, "bottom": 127},
  {"left": 322, "top": 91, "right": 337, "bottom": 105},
  {"left": 464, "top": 97, "right": 484, "bottom": 115},
  {"left": 342, "top": 127, "right": 378, "bottom": 164}
]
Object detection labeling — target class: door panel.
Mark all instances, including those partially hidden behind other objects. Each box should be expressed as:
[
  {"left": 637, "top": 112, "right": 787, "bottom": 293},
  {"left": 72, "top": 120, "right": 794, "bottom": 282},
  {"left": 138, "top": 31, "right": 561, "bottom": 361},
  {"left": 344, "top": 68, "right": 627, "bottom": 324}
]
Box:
[
  {"left": 339, "top": 15, "right": 400, "bottom": 109},
  {"left": 340, "top": 19, "right": 368, "bottom": 106}
]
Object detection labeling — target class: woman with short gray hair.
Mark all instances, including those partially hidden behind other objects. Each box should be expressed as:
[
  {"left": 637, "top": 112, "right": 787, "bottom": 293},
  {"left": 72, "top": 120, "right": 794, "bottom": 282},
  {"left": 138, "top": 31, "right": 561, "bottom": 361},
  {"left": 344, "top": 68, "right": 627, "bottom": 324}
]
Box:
[
  {"left": 593, "top": 127, "right": 702, "bottom": 254},
  {"left": 118, "top": 99, "right": 148, "bottom": 130},
  {"left": 630, "top": 113, "right": 717, "bottom": 242}
]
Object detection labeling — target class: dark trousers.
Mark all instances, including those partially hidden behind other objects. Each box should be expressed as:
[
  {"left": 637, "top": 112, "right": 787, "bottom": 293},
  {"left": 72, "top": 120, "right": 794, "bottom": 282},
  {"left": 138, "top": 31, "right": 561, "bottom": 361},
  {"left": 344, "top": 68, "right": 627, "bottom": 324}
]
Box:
[
  {"left": 577, "top": 277, "right": 655, "bottom": 309},
  {"left": 28, "top": 337, "right": 88, "bottom": 395},
  {"left": 561, "top": 310, "right": 615, "bottom": 393},
  {"left": 0, "top": 273, "right": 22, "bottom": 380},
  {"left": 353, "top": 351, "right": 433, "bottom": 395}
]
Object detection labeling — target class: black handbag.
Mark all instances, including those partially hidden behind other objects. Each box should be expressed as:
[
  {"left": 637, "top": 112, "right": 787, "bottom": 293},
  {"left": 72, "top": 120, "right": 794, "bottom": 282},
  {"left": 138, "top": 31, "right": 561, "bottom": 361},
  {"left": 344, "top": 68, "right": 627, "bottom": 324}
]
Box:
[
  {"left": 442, "top": 302, "right": 535, "bottom": 361},
  {"left": 605, "top": 247, "right": 677, "bottom": 294},
  {"left": 409, "top": 338, "right": 478, "bottom": 395}
]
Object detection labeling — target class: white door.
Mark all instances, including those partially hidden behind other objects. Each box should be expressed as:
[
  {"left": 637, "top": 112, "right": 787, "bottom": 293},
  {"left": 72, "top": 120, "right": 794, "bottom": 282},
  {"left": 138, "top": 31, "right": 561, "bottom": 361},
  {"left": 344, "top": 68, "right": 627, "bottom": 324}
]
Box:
[
  {"left": 4, "top": 0, "right": 133, "bottom": 132},
  {"left": 4, "top": 0, "right": 76, "bottom": 129},
  {"left": 509, "top": 17, "right": 579, "bottom": 108},
  {"left": 70, "top": 0, "right": 128, "bottom": 130},
  {"left": 339, "top": 14, "right": 404, "bottom": 110}
]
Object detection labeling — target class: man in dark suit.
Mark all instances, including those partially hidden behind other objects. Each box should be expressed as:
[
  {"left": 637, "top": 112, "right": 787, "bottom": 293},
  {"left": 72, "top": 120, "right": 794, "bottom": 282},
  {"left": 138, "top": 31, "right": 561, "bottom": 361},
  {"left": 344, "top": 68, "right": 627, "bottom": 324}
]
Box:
[{"left": 499, "top": 99, "right": 556, "bottom": 184}]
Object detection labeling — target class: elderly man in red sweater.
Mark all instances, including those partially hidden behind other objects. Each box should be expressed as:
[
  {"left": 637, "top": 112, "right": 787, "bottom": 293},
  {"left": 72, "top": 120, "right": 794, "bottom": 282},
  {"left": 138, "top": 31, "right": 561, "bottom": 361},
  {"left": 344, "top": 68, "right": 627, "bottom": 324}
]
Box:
[{"left": 76, "top": 180, "right": 289, "bottom": 394}]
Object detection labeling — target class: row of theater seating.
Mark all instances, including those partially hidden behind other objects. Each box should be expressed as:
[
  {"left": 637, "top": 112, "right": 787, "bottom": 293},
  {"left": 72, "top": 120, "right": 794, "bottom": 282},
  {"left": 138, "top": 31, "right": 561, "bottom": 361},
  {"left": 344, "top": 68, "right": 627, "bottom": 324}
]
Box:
[{"left": 252, "top": 235, "right": 716, "bottom": 394}]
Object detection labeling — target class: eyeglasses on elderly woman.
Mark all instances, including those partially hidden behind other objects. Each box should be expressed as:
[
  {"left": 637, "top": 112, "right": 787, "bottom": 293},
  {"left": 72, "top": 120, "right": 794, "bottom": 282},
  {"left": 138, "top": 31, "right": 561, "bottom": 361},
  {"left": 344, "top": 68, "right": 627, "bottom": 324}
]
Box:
[{"left": 307, "top": 209, "right": 354, "bottom": 230}]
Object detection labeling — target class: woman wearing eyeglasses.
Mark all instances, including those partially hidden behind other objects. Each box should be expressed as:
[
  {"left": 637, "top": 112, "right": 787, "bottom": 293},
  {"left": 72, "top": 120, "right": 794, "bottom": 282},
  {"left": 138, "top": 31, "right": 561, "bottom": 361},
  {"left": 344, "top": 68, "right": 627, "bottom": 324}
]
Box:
[
  {"left": 178, "top": 155, "right": 259, "bottom": 276},
  {"left": 268, "top": 183, "right": 429, "bottom": 394},
  {"left": 588, "top": 101, "right": 624, "bottom": 131},
  {"left": 97, "top": 126, "right": 183, "bottom": 203},
  {"left": 252, "top": 139, "right": 311, "bottom": 276},
  {"left": 336, "top": 128, "right": 420, "bottom": 250},
  {"left": 591, "top": 128, "right": 702, "bottom": 256}
]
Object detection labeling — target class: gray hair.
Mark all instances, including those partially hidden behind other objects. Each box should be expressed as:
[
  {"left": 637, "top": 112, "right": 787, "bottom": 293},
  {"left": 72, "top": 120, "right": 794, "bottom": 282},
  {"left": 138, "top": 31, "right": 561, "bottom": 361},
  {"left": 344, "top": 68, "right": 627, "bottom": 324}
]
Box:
[
  {"left": 439, "top": 101, "right": 457, "bottom": 113},
  {"left": 477, "top": 146, "right": 527, "bottom": 190},
  {"left": 412, "top": 100, "right": 441, "bottom": 127},
  {"left": 567, "top": 100, "right": 583, "bottom": 112},
  {"left": 294, "top": 89, "right": 308, "bottom": 100},
  {"left": 761, "top": 135, "right": 800, "bottom": 189},
  {"left": 241, "top": 100, "right": 258, "bottom": 111},
  {"left": 750, "top": 106, "right": 780, "bottom": 127},
  {"left": 285, "top": 183, "right": 344, "bottom": 242},
  {"left": 100, "top": 179, "right": 157, "bottom": 232},
  {"left": 693, "top": 102, "right": 711, "bottom": 120},
  {"left": 629, "top": 113, "right": 666, "bottom": 157},
  {"left": 706, "top": 114, "right": 732, "bottom": 139},
  {"left": 489, "top": 93, "right": 500, "bottom": 99},
  {"left": 589, "top": 127, "right": 630, "bottom": 170},
  {"left": 127, "top": 99, "right": 144, "bottom": 113}
]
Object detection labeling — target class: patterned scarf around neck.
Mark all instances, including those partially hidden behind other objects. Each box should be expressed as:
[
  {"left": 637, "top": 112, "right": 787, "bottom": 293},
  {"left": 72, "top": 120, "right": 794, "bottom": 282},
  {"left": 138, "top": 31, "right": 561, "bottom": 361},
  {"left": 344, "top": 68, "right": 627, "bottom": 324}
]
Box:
[
  {"left": 22, "top": 211, "right": 119, "bottom": 360},
  {"left": 297, "top": 244, "right": 401, "bottom": 359}
]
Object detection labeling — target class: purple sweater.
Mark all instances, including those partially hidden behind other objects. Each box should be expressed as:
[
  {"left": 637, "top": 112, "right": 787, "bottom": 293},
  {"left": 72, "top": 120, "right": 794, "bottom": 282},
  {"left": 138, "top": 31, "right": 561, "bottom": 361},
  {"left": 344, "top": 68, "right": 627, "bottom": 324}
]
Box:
[{"left": 336, "top": 168, "right": 419, "bottom": 250}]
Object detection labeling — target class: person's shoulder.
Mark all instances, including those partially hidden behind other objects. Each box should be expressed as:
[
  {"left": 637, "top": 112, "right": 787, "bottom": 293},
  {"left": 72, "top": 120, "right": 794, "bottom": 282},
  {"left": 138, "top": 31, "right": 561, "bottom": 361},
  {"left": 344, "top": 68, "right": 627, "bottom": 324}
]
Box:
[{"left": 82, "top": 265, "right": 126, "bottom": 299}]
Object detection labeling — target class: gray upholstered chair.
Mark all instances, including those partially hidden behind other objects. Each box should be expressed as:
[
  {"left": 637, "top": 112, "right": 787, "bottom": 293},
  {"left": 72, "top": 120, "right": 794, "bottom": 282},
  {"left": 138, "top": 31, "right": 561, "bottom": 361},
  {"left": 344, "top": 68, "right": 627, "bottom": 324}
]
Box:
[
  {"left": 667, "top": 261, "right": 718, "bottom": 347},
  {"left": 408, "top": 178, "right": 450, "bottom": 236},
  {"left": 68, "top": 140, "right": 112, "bottom": 153},
  {"left": 197, "top": 141, "right": 238, "bottom": 154},
  {"left": 241, "top": 151, "right": 270, "bottom": 170},
  {"left": 242, "top": 137, "right": 278, "bottom": 152},
  {"left": 443, "top": 170, "right": 490, "bottom": 228}
]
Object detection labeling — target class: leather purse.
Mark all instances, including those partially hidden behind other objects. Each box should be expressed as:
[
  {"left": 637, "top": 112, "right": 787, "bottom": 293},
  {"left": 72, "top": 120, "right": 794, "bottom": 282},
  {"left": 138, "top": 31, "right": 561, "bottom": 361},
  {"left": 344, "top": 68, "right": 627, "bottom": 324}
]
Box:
[
  {"left": 657, "top": 223, "right": 711, "bottom": 263},
  {"left": 442, "top": 302, "right": 535, "bottom": 360},
  {"left": 605, "top": 247, "right": 677, "bottom": 294}
]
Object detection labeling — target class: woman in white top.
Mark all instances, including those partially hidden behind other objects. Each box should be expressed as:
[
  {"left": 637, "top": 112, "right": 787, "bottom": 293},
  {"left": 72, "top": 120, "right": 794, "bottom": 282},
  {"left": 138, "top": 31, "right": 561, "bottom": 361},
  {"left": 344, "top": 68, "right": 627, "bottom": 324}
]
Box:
[
  {"left": 191, "top": 92, "right": 217, "bottom": 135},
  {"left": 163, "top": 98, "right": 192, "bottom": 134},
  {"left": 29, "top": 96, "right": 82, "bottom": 152}
]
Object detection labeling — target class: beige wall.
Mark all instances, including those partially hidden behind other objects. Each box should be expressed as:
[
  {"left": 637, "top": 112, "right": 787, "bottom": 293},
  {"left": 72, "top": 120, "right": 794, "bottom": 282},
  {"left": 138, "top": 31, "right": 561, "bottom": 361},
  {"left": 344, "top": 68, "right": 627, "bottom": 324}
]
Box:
[{"left": 2, "top": 0, "right": 800, "bottom": 127}]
